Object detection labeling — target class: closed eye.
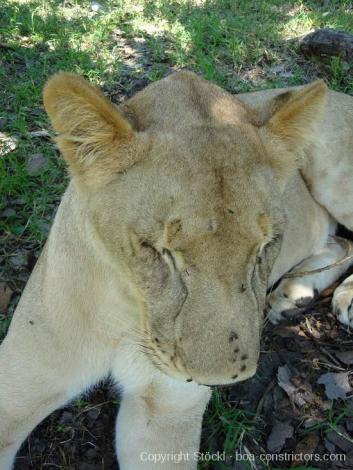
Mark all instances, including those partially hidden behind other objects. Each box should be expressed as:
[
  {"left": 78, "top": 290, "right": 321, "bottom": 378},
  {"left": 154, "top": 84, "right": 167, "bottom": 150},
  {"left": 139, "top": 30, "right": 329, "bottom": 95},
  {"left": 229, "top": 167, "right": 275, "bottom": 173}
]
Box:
[
  {"left": 256, "top": 233, "right": 283, "bottom": 269},
  {"left": 260, "top": 233, "right": 282, "bottom": 255},
  {"left": 269, "top": 233, "right": 282, "bottom": 244},
  {"left": 162, "top": 248, "right": 177, "bottom": 270}
]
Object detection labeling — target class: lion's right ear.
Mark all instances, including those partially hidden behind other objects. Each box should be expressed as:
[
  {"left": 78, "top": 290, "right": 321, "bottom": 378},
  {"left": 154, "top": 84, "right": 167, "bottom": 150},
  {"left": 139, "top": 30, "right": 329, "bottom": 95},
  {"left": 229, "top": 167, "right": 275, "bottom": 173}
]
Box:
[
  {"left": 44, "top": 72, "right": 139, "bottom": 188},
  {"left": 257, "top": 80, "right": 327, "bottom": 181}
]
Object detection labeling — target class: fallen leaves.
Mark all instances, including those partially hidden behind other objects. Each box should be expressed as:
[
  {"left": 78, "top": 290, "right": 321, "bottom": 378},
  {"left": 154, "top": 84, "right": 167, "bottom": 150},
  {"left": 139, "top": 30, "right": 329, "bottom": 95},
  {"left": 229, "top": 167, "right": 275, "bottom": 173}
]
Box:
[
  {"left": 317, "top": 372, "right": 353, "bottom": 400},
  {"left": 325, "top": 425, "right": 353, "bottom": 453},
  {"left": 0, "top": 129, "right": 52, "bottom": 158},
  {"left": 0, "top": 131, "right": 18, "bottom": 156},
  {"left": 277, "top": 365, "right": 316, "bottom": 407},
  {"left": 292, "top": 434, "right": 320, "bottom": 467},
  {"left": 259, "top": 304, "right": 353, "bottom": 463},
  {"left": 267, "top": 420, "right": 294, "bottom": 452}
]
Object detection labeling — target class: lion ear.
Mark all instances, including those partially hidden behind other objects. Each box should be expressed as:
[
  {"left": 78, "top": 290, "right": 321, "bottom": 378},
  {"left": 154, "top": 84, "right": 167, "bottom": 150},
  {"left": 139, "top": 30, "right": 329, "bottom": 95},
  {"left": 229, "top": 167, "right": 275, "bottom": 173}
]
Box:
[
  {"left": 43, "top": 72, "right": 138, "bottom": 188},
  {"left": 258, "top": 80, "right": 327, "bottom": 179}
]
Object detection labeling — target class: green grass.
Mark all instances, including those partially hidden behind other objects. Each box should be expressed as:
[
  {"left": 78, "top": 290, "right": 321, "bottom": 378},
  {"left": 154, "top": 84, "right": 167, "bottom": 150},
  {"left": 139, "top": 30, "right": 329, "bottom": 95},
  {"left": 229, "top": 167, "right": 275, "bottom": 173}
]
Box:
[
  {"left": 1, "top": 0, "right": 352, "bottom": 272},
  {"left": 304, "top": 401, "right": 353, "bottom": 438},
  {"left": 201, "top": 390, "right": 261, "bottom": 467},
  {"left": 1, "top": 1, "right": 353, "bottom": 468}
]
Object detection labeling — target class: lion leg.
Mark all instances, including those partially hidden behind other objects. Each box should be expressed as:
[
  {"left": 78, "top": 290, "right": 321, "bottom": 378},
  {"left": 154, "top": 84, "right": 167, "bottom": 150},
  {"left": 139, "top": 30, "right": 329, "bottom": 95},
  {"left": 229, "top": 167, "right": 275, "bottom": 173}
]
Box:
[
  {"left": 267, "top": 238, "right": 353, "bottom": 324},
  {"left": 0, "top": 312, "right": 111, "bottom": 469},
  {"left": 113, "top": 350, "right": 211, "bottom": 469}
]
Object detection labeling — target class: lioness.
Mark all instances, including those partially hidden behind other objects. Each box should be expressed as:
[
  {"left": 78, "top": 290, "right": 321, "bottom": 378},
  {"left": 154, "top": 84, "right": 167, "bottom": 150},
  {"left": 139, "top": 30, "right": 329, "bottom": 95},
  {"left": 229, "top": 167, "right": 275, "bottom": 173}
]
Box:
[{"left": 1, "top": 71, "right": 353, "bottom": 469}]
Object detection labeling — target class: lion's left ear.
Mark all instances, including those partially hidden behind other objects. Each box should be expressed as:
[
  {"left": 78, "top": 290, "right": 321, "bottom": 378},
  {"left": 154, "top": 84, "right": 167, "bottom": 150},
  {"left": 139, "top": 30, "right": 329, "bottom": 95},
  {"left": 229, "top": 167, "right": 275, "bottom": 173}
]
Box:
[
  {"left": 258, "top": 80, "right": 328, "bottom": 179},
  {"left": 43, "top": 72, "right": 141, "bottom": 190}
]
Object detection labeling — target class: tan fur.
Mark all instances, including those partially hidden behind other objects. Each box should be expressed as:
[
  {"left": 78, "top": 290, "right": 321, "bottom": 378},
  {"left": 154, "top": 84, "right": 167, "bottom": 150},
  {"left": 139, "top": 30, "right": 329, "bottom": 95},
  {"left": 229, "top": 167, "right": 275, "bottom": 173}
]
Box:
[
  {"left": 1, "top": 71, "right": 353, "bottom": 469},
  {"left": 257, "top": 81, "right": 328, "bottom": 181},
  {"left": 43, "top": 72, "right": 142, "bottom": 189}
]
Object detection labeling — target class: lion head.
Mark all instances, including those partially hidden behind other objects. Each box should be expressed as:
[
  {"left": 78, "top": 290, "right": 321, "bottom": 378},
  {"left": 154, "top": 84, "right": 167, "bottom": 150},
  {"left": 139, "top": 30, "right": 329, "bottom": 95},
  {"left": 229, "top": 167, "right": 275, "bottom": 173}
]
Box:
[{"left": 44, "top": 71, "right": 326, "bottom": 385}]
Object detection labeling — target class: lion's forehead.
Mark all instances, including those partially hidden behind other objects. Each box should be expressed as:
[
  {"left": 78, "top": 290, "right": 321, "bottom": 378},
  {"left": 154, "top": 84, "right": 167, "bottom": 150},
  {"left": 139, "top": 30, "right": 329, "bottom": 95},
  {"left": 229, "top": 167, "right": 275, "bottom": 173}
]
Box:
[
  {"left": 122, "top": 71, "right": 256, "bottom": 133},
  {"left": 111, "top": 142, "right": 277, "bottom": 245},
  {"left": 110, "top": 72, "right": 281, "bottom": 252}
]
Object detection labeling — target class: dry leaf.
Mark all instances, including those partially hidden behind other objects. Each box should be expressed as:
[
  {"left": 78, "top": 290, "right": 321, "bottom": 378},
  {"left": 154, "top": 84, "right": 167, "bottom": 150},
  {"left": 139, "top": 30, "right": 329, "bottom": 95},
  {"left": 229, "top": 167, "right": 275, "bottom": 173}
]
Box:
[
  {"left": 326, "top": 426, "right": 353, "bottom": 453},
  {"left": 277, "top": 366, "right": 306, "bottom": 406},
  {"left": 335, "top": 351, "right": 353, "bottom": 365},
  {"left": 0, "top": 132, "right": 18, "bottom": 156},
  {"left": 267, "top": 420, "right": 294, "bottom": 452},
  {"left": 292, "top": 434, "right": 319, "bottom": 467},
  {"left": 317, "top": 372, "right": 352, "bottom": 400}
]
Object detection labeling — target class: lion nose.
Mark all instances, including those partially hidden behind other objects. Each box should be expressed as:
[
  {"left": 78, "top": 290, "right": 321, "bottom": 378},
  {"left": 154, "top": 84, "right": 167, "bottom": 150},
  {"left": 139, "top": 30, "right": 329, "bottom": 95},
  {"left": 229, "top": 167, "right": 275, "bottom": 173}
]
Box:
[
  {"left": 225, "top": 330, "right": 258, "bottom": 377},
  {"left": 178, "top": 325, "right": 260, "bottom": 386}
]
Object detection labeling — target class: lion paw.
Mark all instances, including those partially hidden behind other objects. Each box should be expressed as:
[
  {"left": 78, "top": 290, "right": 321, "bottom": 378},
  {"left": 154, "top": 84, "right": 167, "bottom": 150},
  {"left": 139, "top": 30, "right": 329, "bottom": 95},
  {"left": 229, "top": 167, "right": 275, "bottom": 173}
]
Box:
[
  {"left": 332, "top": 281, "right": 353, "bottom": 329},
  {"left": 266, "top": 282, "right": 316, "bottom": 325}
]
